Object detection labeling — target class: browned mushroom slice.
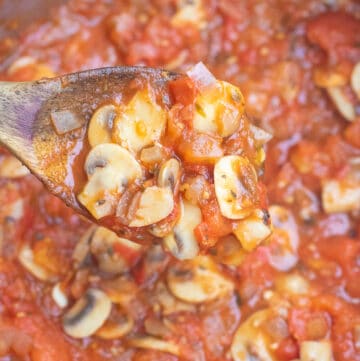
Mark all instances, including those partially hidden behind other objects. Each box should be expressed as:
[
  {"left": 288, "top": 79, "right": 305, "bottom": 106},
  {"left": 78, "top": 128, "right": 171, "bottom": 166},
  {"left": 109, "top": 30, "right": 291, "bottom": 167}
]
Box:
[{"left": 62, "top": 288, "right": 112, "bottom": 338}]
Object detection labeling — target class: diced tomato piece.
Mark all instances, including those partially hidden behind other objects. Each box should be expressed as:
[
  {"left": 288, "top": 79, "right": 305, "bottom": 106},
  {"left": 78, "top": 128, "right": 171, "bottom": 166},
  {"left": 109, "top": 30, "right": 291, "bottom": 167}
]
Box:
[
  {"left": 169, "top": 77, "right": 197, "bottom": 106},
  {"left": 275, "top": 337, "right": 300, "bottom": 361}
]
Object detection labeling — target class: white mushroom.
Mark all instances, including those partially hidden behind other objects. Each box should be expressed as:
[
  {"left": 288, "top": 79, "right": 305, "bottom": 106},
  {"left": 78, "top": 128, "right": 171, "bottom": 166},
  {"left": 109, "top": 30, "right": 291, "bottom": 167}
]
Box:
[
  {"left": 233, "top": 209, "right": 272, "bottom": 251},
  {"left": 0, "top": 156, "right": 30, "bottom": 178},
  {"left": 167, "top": 255, "right": 234, "bottom": 303},
  {"left": 62, "top": 288, "right": 112, "bottom": 338},
  {"left": 90, "top": 226, "right": 142, "bottom": 274},
  {"left": 129, "top": 186, "right": 174, "bottom": 227},
  {"left": 300, "top": 341, "right": 333, "bottom": 361},
  {"left": 351, "top": 62, "right": 360, "bottom": 100},
  {"left": 322, "top": 178, "right": 360, "bottom": 213},
  {"left": 192, "top": 81, "right": 245, "bottom": 137},
  {"left": 78, "top": 143, "right": 142, "bottom": 219},
  {"left": 88, "top": 104, "right": 117, "bottom": 147},
  {"left": 128, "top": 336, "right": 180, "bottom": 356},
  {"left": 157, "top": 158, "right": 181, "bottom": 191},
  {"left": 267, "top": 205, "right": 299, "bottom": 272},
  {"left": 327, "top": 87, "right": 356, "bottom": 122},
  {"left": 18, "top": 244, "right": 54, "bottom": 281},
  {"left": 231, "top": 308, "right": 278, "bottom": 361},
  {"left": 113, "top": 89, "right": 167, "bottom": 153},
  {"left": 163, "top": 199, "right": 201, "bottom": 260},
  {"left": 52, "top": 283, "right": 69, "bottom": 308},
  {"left": 96, "top": 307, "right": 134, "bottom": 339},
  {"left": 214, "top": 155, "right": 258, "bottom": 220}
]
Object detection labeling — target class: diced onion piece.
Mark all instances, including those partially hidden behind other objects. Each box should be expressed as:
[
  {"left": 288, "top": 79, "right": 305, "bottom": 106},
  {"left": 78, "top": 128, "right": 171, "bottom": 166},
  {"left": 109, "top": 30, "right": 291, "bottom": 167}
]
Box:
[
  {"left": 171, "top": 0, "right": 206, "bottom": 29},
  {"left": 233, "top": 209, "right": 272, "bottom": 251},
  {"left": 300, "top": 341, "right": 333, "bottom": 361},
  {"left": 193, "top": 80, "right": 245, "bottom": 137},
  {"left": 0, "top": 156, "right": 30, "bottom": 178},
  {"left": 249, "top": 125, "right": 273, "bottom": 147},
  {"left": 88, "top": 104, "right": 117, "bottom": 147},
  {"left": 62, "top": 288, "right": 112, "bottom": 338},
  {"left": 90, "top": 226, "right": 142, "bottom": 274},
  {"left": 275, "top": 273, "right": 310, "bottom": 296},
  {"left": 231, "top": 308, "right": 279, "bottom": 361},
  {"left": 163, "top": 199, "right": 201, "bottom": 260},
  {"left": 52, "top": 283, "right": 69, "bottom": 308},
  {"left": 351, "top": 62, "right": 360, "bottom": 100},
  {"left": 214, "top": 155, "right": 258, "bottom": 220},
  {"left": 113, "top": 89, "right": 167, "bottom": 153},
  {"left": 129, "top": 186, "right": 174, "bottom": 227},
  {"left": 322, "top": 178, "right": 360, "bottom": 213},
  {"left": 18, "top": 244, "right": 54, "bottom": 281},
  {"left": 128, "top": 336, "right": 180, "bottom": 356},
  {"left": 167, "top": 255, "right": 234, "bottom": 303},
  {"left": 140, "top": 144, "right": 167, "bottom": 166},
  {"left": 78, "top": 144, "right": 142, "bottom": 219},
  {"left": 186, "top": 62, "right": 216, "bottom": 91},
  {"left": 51, "top": 109, "right": 84, "bottom": 135},
  {"left": 327, "top": 87, "right": 356, "bottom": 122}
]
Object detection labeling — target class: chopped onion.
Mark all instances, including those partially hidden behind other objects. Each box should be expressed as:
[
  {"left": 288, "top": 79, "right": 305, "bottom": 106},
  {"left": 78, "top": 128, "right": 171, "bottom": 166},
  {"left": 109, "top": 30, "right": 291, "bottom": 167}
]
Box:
[
  {"left": 186, "top": 62, "right": 216, "bottom": 91},
  {"left": 51, "top": 109, "right": 84, "bottom": 135}
]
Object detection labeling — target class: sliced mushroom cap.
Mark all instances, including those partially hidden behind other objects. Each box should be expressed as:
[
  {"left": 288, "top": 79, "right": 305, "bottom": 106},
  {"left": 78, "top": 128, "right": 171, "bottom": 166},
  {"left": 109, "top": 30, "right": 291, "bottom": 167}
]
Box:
[
  {"left": 268, "top": 205, "right": 299, "bottom": 272},
  {"left": 72, "top": 226, "right": 95, "bottom": 267},
  {"left": 78, "top": 144, "right": 142, "bottom": 219},
  {"left": 113, "top": 89, "right": 167, "bottom": 153},
  {"left": 300, "top": 341, "right": 333, "bottom": 361},
  {"left": 351, "top": 62, "right": 360, "bottom": 100},
  {"left": 214, "top": 155, "right": 258, "bottom": 220},
  {"left": 128, "top": 336, "right": 180, "bottom": 356},
  {"left": 193, "top": 81, "right": 245, "bottom": 137},
  {"left": 90, "top": 226, "right": 142, "bottom": 274},
  {"left": 233, "top": 209, "right": 272, "bottom": 251},
  {"left": 231, "top": 308, "right": 278, "bottom": 361},
  {"left": 96, "top": 307, "right": 134, "bottom": 339},
  {"left": 157, "top": 158, "right": 181, "bottom": 191},
  {"left": 129, "top": 186, "right": 174, "bottom": 227},
  {"left": 327, "top": 87, "right": 356, "bottom": 122},
  {"left": 62, "top": 288, "right": 112, "bottom": 338},
  {"left": 167, "top": 255, "right": 234, "bottom": 303},
  {"left": 18, "top": 244, "right": 54, "bottom": 281},
  {"left": 88, "top": 104, "right": 117, "bottom": 147},
  {"left": 163, "top": 199, "right": 201, "bottom": 260}
]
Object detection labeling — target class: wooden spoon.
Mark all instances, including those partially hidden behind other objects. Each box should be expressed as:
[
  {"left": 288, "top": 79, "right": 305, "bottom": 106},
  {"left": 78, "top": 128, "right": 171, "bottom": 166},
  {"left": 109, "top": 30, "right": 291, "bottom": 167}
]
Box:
[{"left": 0, "top": 66, "right": 179, "bottom": 216}]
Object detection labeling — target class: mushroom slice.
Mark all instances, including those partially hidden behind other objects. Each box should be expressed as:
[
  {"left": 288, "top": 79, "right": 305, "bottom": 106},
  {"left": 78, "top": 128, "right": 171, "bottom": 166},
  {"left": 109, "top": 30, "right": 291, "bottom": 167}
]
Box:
[
  {"left": 327, "top": 87, "right": 356, "bottom": 122},
  {"left": 96, "top": 307, "right": 134, "bottom": 339},
  {"left": 128, "top": 336, "right": 180, "bottom": 356},
  {"left": 90, "top": 226, "right": 142, "bottom": 274},
  {"left": 300, "top": 341, "right": 333, "bottom": 361},
  {"left": 113, "top": 89, "right": 167, "bottom": 153},
  {"left": 193, "top": 81, "right": 245, "bottom": 137},
  {"left": 231, "top": 308, "right": 278, "bottom": 361},
  {"left": 351, "top": 62, "right": 360, "bottom": 100},
  {"left": 233, "top": 209, "right": 272, "bottom": 251},
  {"left": 88, "top": 104, "right": 117, "bottom": 147},
  {"left": 163, "top": 199, "right": 201, "bottom": 260},
  {"left": 129, "top": 186, "right": 174, "bottom": 227},
  {"left": 62, "top": 288, "right": 112, "bottom": 338},
  {"left": 157, "top": 158, "right": 181, "bottom": 191},
  {"left": 167, "top": 255, "right": 234, "bottom": 303},
  {"left": 78, "top": 144, "right": 142, "bottom": 219},
  {"left": 214, "top": 155, "right": 258, "bottom": 220},
  {"left": 18, "top": 244, "right": 54, "bottom": 281}
]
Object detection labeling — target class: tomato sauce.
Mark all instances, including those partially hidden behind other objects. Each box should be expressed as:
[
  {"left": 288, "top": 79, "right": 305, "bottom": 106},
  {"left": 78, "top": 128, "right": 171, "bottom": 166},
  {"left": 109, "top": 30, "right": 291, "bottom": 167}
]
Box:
[{"left": 0, "top": 1, "right": 359, "bottom": 360}]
